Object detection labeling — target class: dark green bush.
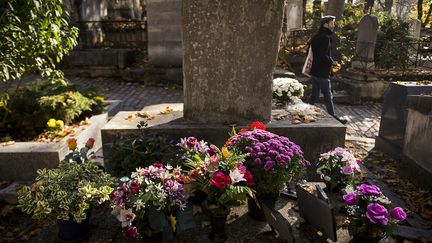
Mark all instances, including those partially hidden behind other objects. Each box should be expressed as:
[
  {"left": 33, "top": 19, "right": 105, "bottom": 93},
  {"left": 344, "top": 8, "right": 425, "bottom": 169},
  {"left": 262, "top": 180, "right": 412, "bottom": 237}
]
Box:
[
  {"left": 106, "top": 121, "right": 179, "bottom": 177},
  {"left": 0, "top": 80, "right": 104, "bottom": 141}
]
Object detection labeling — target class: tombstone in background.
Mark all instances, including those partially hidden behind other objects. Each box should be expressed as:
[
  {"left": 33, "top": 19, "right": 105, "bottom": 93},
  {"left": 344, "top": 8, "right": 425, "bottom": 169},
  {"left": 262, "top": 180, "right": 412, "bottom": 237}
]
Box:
[
  {"left": 285, "top": 0, "right": 303, "bottom": 32},
  {"left": 392, "top": 0, "right": 416, "bottom": 20},
  {"left": 408, "top": 19, "right": 422, "bottom": 40},
  {"left": 312, "top": 0, "right": 323, "bottom": 28},
  {"left": 107, "top": 0, "right": 140, "bottom": 20},
  {"left": 325, "top": 0, "right": 345, "bottom": 19},
  {"left": 351, "top": 15, "right": 378, "bottom": 71},
  {"left": 78, "top": 0, "right": 108, "bottom": 48},
  {"left": 147, "top": 0, "right": 182, "bottom": 81},
  {"left": 183, "top": 0, "right": 285, "bottom": 124}
]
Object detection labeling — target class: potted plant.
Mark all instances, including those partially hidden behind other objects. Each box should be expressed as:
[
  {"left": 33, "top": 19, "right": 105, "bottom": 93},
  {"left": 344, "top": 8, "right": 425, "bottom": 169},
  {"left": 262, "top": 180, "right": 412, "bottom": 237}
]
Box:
[
  {"left": 110, "top": 163, "right": 190, "bottom": 240},
  {"left": 272, "top": 78, "right": 304, "bottom": 106},
  {"left": 227, "top": 121, "right": 309, "bottom": 221},
  {"left": 179, "top": 137, "right": 255, "bottom": 242},
  {"left": 17, "top": 138, "right": 116, "bottom": 242},
  {"left": 343, "top": 183, "right": 407, "bottom": 242},
  {"left": 316, "top": 147, "right": 362, "bottom": 192}
]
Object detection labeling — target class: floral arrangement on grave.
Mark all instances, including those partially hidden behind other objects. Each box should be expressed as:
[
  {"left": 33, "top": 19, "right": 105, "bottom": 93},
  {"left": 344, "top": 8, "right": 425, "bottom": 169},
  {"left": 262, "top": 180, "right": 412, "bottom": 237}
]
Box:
[
  {"left": 17, "top": 138, "right": 115, "bottom": 224},
  {"left": 227, "top": 121, "right": 309, "bottom": 196},
  {"left": 272, "top": 78, "right": 304, "bottom": 105},
  {"left": 110, "top": 163, "right": 189, "bottom": 239},
  {"left": 316, "top": 147, "right": 362, "bottom": 192},
  {"left": 343, "top": 183, "right": 407, "bottom": 240},
  {"left": 178, "top": 137, "right": 255, "bottom": 215}
]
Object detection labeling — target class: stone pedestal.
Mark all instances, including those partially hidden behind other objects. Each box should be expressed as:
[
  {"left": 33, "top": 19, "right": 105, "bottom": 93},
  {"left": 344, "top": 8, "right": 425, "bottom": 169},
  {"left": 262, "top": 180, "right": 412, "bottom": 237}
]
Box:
[
  {"left": 183, "top": 0, "right": 285, "bottom": 124},
  {"left": 101, "top": 103, "right": 346, "bottom": 172}
]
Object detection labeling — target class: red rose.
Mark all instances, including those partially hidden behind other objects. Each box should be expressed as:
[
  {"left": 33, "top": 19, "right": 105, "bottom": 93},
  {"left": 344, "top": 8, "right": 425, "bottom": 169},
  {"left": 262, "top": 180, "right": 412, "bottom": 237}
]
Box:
[
  {"left": 244, "top": 170, "right": 255, "bottom": 186},
  {"left": 248, "top": 121, "right": 266, "bottom": 131},
  {"left": 85, "top": 138, "right": 95, "bottom": 149},
  {"left": 129, "top": 181, "right": 140, "bottom": 195},
  {"left": 154, "top": 163, "right": 163, "bottom": 168},
  {"left": 210, "top": 172, "right": 231, "bottom": 189}
]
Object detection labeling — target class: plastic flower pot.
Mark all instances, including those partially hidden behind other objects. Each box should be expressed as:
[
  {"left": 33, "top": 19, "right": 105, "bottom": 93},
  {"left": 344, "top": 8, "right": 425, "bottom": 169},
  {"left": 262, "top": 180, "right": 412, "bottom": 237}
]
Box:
[
  {"left": 57, "top": 213, "right": 91, "bottom": 242},
  {"left": 247, "top": 193, "right": 279, "bottom": 221},
  {"left": 209, "top": 211, "right": 230, "bottom": 243}
]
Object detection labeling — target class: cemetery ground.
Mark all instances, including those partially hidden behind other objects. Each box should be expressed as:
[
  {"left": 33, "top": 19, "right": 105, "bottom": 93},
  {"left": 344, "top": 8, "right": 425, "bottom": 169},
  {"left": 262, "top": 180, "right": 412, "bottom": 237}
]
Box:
[{"left": 0, "top": 77, "right": 431, "bottom": 242}]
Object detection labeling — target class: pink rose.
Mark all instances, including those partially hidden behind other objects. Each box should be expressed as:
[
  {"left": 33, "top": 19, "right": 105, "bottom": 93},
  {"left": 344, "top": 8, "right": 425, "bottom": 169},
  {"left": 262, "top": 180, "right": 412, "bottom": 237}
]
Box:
[
  {"left": 366, "top": 203, "right": 389, "bottom": 225},
  {"left": 85, "top": 138, "right": 95, "bottom": 149},
  {"left": 391, "top": 207, "right": 407, "bottom": 221},
  {"left": 186, "top": 137, "right": 198, "bottom": 148},
  {"left": 343, "top": 192, "right": 357, "bottom": 205},
  {"left": 342, "top": 166, "right": 354, "bottom": 175},
  {"left": 357, "top": 184, "right": 381, "bottom": 196},
  {"left": 210, "top": 172, "right": 231, "bottom": 189}
]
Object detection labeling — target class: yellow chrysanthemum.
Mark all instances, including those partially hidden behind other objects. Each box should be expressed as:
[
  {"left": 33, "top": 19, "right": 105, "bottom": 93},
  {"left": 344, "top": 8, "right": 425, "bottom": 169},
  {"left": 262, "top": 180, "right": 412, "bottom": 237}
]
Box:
[
  {"left": 55, "top": 120, "right": 64, "bottom": 128},
  {"left": 47, "top": 118, "right": 57, "bottom": 128}
]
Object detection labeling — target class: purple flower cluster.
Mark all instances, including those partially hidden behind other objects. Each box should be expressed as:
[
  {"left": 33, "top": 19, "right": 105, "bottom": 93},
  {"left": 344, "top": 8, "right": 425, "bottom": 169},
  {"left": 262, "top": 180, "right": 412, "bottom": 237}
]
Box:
[
  {"left": 228, "top": 130, "right": 308, "bottom": 171},
  {"left": 343, "top": 183, "right": 407, "bottom": 229}
]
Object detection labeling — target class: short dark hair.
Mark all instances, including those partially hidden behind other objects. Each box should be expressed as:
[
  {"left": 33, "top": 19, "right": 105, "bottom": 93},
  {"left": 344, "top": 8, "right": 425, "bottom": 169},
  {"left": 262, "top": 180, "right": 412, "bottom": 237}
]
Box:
[{"left": 320, "top": 16, "right": 336, "bottom": 27}]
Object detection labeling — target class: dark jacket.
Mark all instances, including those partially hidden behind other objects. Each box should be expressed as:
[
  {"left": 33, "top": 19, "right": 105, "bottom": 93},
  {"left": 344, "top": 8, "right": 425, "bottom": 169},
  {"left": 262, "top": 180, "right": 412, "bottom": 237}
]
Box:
[{"left": 310, "top": 27, "right": 334, "bottom": 78}]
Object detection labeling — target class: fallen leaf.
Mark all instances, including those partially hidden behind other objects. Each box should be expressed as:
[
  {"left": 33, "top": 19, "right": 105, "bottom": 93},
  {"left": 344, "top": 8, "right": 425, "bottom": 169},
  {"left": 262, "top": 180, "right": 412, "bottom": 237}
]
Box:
[
  {"left": 1, "top": 141, "right": 15, "bottom": 146},
  {"left": 137, "top": 111, "right": 155, "bottom": 120},
  {"left": 160, "top": 106, "right": 173, "bottom": 115},
  {"left": 292, "top": 119, "right": 301, "bottom": 124}
]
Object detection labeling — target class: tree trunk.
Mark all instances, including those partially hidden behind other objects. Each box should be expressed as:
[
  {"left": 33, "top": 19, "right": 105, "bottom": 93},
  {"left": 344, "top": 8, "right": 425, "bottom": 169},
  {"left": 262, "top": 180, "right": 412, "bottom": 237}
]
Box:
[
  {"left": 418, "top": 0, "right": 423, "bottom": 20},
  {"left": 384, "top": 0, "right": 393, "bottom": 12}
]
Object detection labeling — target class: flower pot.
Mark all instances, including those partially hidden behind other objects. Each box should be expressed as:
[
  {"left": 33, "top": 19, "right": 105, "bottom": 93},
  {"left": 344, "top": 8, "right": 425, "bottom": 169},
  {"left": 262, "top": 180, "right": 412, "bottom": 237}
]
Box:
[
  {"left": 57, "top": 214, "right": 91, "bottom": 242},
  {"left": 209, "top": 211, "right": 229, "bottom": 243},
  {"left": 247, "top": 193, "right": 279, "bottom": 221},
  {"left": 352, "top": 231, "right": 383, "bottom": 243}
]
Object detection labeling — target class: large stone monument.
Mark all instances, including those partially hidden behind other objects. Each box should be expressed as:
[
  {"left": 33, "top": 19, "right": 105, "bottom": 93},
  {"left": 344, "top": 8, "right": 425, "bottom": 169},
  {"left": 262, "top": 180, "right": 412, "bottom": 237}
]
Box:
[
  {"left": 147, "top": 0, "right": 182, "bottom": 81},
  {"left": 325, "top": 0, "right": 344, "bottom": 19},
  {"left": 351, "top": 15, "right": 379, "bottom": 71},
  {"left": 183, "top": 0, "right": 284, "bottom": 124},
  {"left": 102, "top": 1, "right": 346, "bottom": 172}
]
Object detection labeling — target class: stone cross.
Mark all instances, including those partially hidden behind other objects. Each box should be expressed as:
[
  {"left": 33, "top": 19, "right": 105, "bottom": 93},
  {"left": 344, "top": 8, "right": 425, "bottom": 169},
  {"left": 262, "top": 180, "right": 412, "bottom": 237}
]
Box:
[
  {"left": 285, "top": 0, "right": 303, "bottom": 32},
  {"left": 325, "top": 0, "right": 345, "bottom": 19},
  {"left": 351, "top": 15, "right": 379, "bottom": 71},
  {"left": 147, "top": 0, "right": 182, "bottom": 67},
  {"left": 182, "top": 0, "right": 285, "bottom": 124}
]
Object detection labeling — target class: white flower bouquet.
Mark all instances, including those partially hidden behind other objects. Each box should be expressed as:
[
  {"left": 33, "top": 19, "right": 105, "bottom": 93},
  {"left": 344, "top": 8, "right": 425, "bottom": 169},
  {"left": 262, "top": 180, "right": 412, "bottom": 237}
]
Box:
[{"left": 272, "top": 78, "right": 304, "bottom": 105}]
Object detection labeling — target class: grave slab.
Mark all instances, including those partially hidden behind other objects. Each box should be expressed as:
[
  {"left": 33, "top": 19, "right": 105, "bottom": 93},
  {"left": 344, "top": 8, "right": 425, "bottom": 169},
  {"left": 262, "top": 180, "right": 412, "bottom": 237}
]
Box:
[{"left": 0, "top": 102, "right": 120, "bottom": 181}]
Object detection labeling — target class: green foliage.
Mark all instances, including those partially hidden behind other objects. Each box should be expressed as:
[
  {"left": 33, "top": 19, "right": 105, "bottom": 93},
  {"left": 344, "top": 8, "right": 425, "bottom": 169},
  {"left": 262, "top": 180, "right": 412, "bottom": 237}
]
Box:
[
  {"left": 0, "top": 0, "right": 78, "bottom": 84},
  {"left": 335, "top": 3, "right": 366, "bottom": 66},
  {"left": 0, "top": 80, "right": 103, "bottom": 140},
  {"left": 375, "top": 17, "right": 412, "bottom": 69},
  {"left": 17, "top": 144, "right": 116, "bottom": 224},
  {"left": 107, "top": 121, "right": 178, "bottom": 177}
]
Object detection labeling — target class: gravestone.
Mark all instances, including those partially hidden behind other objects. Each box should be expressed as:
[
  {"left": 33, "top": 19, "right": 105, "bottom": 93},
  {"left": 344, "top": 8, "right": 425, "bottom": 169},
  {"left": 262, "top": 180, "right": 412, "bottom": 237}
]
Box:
[
  {"left": 402, "top": 95, "right": 432, "bottom": 189},
  {"left": 285, "top": 0, "right": 303, "bottom": 32},
  {"left": 183, "top": 0, "right": 284, "bottom": 124},
  {"left": 325, "top": 0, "right": 344, "bottom": 19},
  {"left": 376, "top": 82, "right": 432, "bottom": 153},
  {"left": 147, "top": 0, "right": 182, "bottom": 80},
  {"left": 77, "top": 0, "right": 107, "bottom": 48},
  {"left": 408, "top": 19, "right": 422, "bottom": 40},
  {"left": 351, "top": 15, "right": 378, "bottom": 71},
  {"left": 393, "top": 0, "right": 416, "bottom": 20}
]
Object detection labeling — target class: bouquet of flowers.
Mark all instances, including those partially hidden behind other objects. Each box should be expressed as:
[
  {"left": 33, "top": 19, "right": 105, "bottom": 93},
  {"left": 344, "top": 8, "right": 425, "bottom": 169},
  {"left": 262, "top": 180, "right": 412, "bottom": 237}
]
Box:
[
  {"left": 343, "top": 183, "right": 407, "bottom": 239},
  {"left": 272, "top": 77, "right": 304, "bottom": 105},
  {"left": 316, "top": 147, "right": 362, "bottom": 191},
  {"left": 178, "top": 137, "right": 255, "bottom": 215},
  {"left": 110, "top": 163, "right": 189, "bottom": 239},
  {"left": 227, "top": 124, "right": 309, "bottom": 196}
]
